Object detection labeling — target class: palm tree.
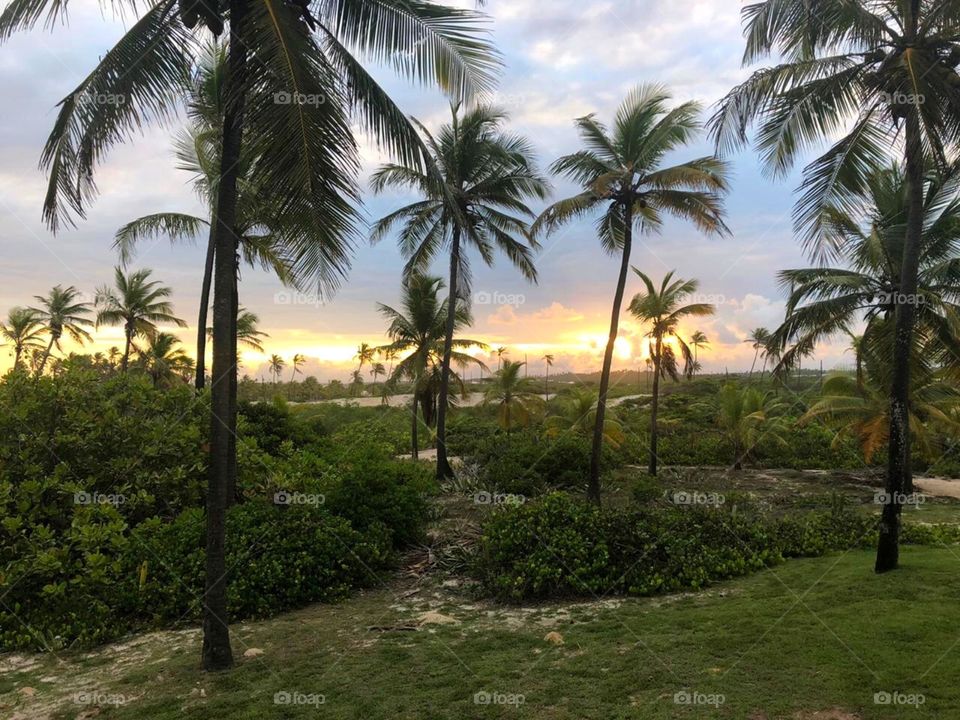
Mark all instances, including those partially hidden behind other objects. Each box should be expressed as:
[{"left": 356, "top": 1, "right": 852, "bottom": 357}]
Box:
[
  {"left": 207, "top": 307, "right": 269, "bottom": 354},
  {"left": 689, "top": 331, "right": 709, "bottom": 374},
  {"left": 355, "top": 343, "right": 375, "bottom": 374},
  {"left": 369, "top": 361, "right": 386, "bottom": 385},
  {"left": 629, "top": 269, "right": 715, "bottom": 476},
  {"left": 745, "top": 328, "right": 771, "bottom": 379},
  {"left": 545, "top": 388, "right": 624, "bottom": 447},
  {"left": 377, "top": 274, "right": 486, "bottom": 459},
  {"left": 30, "top": 285, "right": 94, "bottom": 375},
  {"left": 484, "top": 360, "right": 543, "bottom": 435},
  {"left": 138, "top": 332, "right": 193, "bottom": 389},
  {"left": 290, "top": 353, "right": 306, "bottom": 383},
  {"left": 95, "top": 268, "right": 186, "bottom": 372},
  {"left": 10, "top": 0, "right": 500, "bottom": 671},
  {"left": 371, "top": 104, "right": 548, "bottom": 480},
  {"left": 542, "top": 353, "right": 555, "bottom": 399},
  {"left": 713, "top": 383, "right": 788, "bottom": 470},
  {"left": 534, "top": 85, "right": 729, "bottom": 501},
  {"left": 0, "top": 308, "right": 46, "bottom": 370},
  {"left": 709, "top": 0, "right": 960, "bottom": 572},
  {"left": 349, "top": 369, "right": 365, "bottom": 397},
  {"left": 496, "top": 346, "right": 509, "bottom": 371},
  {"left": 268, "top": 354, "right": 286, "bottom": 388}
]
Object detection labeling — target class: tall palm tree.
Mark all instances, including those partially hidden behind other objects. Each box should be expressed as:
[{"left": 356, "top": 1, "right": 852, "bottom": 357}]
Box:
[
  {"left": 689, "top": 330, "right": 709, "bottom": 374},
  {"left": 709, "top": 0, "right": 960, "bottom": 572},
  {"left": 369, "top": 361, "right": 386, "bottom": 384},
  {"left": 484, "top": 360, "right": 543, "bottom": 435},
  {"left": 377, "top": 274, "right": 486, "bottom": 459},
  {"left": 629, "top": 269, "right": 715, "bottom": 476},
  {"left": 268, "top": 354, "right": 286, "bottom": 388},
  {"left": 745, "top": 327, "right": 771, "bottom": 379},
  {"left": 95, "top": 268, "right": 186, "bottom": 372},
  {"left": 1, "top": 308, "right": 46, "bottom": 370},
  {"left": 290, "top": 353, "right": 306, "bottom": 382},
  {"left": 542, "top": 353, "right": 555, "bottom": 399},
  {"left": 355, "top": 343, "right": 375, "bottom": 374},
  {"left": 533, "top": 85, "right": 730, "bottom": 501},
  {"left": 496, "top": 346, "right": 509, "bottom": 371},
  {"left": 8, "top": 0, "right": 500, "bottom": 670},
  {"left": 30, "top": 285, "right": 94, "bottom": 376},
  {"left": 371, "top": 104, "right": 549, "bottom": 480},
  {"left": 138, "top": 332, "right": 194, "bottom": 389}
]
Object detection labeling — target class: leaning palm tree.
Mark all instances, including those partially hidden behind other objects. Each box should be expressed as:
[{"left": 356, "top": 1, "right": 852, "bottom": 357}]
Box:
[
  {"left": 268, "top": 354, "right": 286, "bottom": 388},
  {"left": 30, "top": 285, "right": 94, "bottom": 375},
  {"left": 1, "top": 308, "right": 46, "bottom": 370},
  {"left": 542, "top": 353, "right": 555, "bottom": 399},
  {"left": 709, "top": 0, "right": 960, "bottom": 572},
  {"left": 371, "top": 104, "right": 549, "bottom": 480},
  {"left": 137, "top": 332, "right": 194, "bottom": 389},
  {"left": 377, "top": 274, "right": 486, "bottom": 459},
  {"left": 95, "top": 268, "right": 186, "bottom": 372},
  {"left": 745, "top": 328, "right": 771, "bottom": 379},
  {"left": 533, "top": 85, "right": 730, "bottom": 501},
  {"left": 629, "top": 269, "right": 715, "bottom": 476},
  {"left": 484, "top": 360, "right": 543, "bottom": 435},
  {"left": 355, "top": 343, "right": 375, "bottom": 374},
  {"left": 7, "top": 0, "right": 500, "bottom": 670},
  {"left": 689, "top": 331, "right": 710, "bottom": 374},
  {"left": 290, "top": 353, "right": 306, "bottom": 383}
]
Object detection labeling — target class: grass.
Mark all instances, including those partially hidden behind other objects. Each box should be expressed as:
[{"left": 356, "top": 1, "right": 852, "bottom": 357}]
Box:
[{"left": 5, "top": 546, "right": 960, "bottom": 719}]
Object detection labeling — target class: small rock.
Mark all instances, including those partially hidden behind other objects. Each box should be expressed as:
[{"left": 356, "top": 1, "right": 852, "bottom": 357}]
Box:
[
  {"left": 544, "top": 631, "right": 564, "bottom": 646},
  {"left": 418, "top": 611, "right": 459, "bottom": 626},
  {"left": 243, "top": 648, "right": 264, "bottom": 658}
]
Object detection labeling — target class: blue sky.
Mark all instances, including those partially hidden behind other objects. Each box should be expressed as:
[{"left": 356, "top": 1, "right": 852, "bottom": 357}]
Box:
[{"left": 0, "top": 0, "right": 853, "bottom": 380}]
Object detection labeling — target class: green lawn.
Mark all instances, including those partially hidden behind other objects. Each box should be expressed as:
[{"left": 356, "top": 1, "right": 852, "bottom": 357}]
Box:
[{"left": 6, "top": 546, "right": 960, "bottom": 719}]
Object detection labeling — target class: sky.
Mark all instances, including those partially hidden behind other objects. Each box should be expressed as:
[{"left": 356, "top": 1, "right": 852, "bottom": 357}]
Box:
[{"left": 0, "top": 0, "right": 858, "bottom": 381}]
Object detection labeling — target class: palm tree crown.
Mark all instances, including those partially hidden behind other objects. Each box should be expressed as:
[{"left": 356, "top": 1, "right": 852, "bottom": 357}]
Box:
[
  {"left": 30, "top": 285, "right": 94, "bottom": 375},
  {"left": 484, "top": 360, "right": 543, "bottom": 434},
  {"left": 1, "top": 307, "right": 47, "bottom": 370}
]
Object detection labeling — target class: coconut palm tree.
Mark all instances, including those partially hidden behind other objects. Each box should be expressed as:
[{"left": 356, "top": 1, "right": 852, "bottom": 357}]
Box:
[
  {"left": 545, "top": 388, "right": 624, "bottom": 447},
  {"left": 349, "top": 369, "right": 365, "bottom": 397},
  {"left": 268, "top": 354, "right": 286, "bottom": 388},
  {"left": 30, "top": 285, "right": 94, "bottom": 376},
  {"left": 371, "top": 104, "right": 549, "bottom": 480},
  {"left": 542, "top": 353, "right": 555, "bottom": 399},
  {"left": 629, "top": 269, "right": 716, "bottom": 476},
  {"left": 95, "top": 268, "right": 186, "bottom": 372},
  {"left": 369, "top": 361, "right": 385, "bottom": 384},
  {"left": 496, "top": 346, "right": 509, "bottom": 371},
  {"left": 138, "top": 332, "right": 194, "bottom": 389},
  {"left": 484, "top": 360, "right": 543, "bottom": 435},
  {"left": 534, "top": 85, "right": 729, "bottom": 501},
  {"left": 709, "top": 0, "right": 960, "bottom": 572},
  {"left": 713, "top": 383, "right": 788, "bottom": 470},
  {"left": 9, "top": 0, "right": 500, "bottom": 670},
  {"left": 207, "top": 307, "right": 269, "bottom": 354},
  {"left": 1, "top": 308, "right": 46, "bottom": 370},
  {"left": 745, "top": 328, "right": 771, "bottom": 379},
  {"left": 290, "top": 353, "right": 306, "bottom": 382},
  {"left": 355, "top": 343, "right": 375, "bottom": 374},
  {"left": 377, "top": 274, "right": 486, "bottom": 459},
  {"left": 689, "top": 331, "right": 709, "bottom": 374}
]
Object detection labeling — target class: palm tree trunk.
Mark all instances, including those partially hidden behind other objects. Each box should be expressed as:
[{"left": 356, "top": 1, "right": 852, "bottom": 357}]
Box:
[
  {"left": 195, "top": 227, "right": 216, "bottom": 391},
  {"left": 876, "top": 109, "right": 924, "bottom": 574},
  {"left": 37, "top": 335, "right": 56, "bottom": 376},
  {"left": 411, "top": 392, "right": 419, "bottom": 460},
  {"left": 202, "top": 0, "right": 249, "bottom": 672},
  {"left": 648, "top": 336, "right": 662, "bottom": 476},
  {"left": 226, "top": 264, "right": 239, "bottom": 507},
  {"left": 122, "top": 326, "right": 132, "bottom": 373},
  {"left": 589, "top": 201, "right": 633, "bottom": 503},
  {"left": 435, "top": 226, "right": 461, "bottom": 481},
  {"left": 749, "top": 347, "right": 758, "bottom": 379}
]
